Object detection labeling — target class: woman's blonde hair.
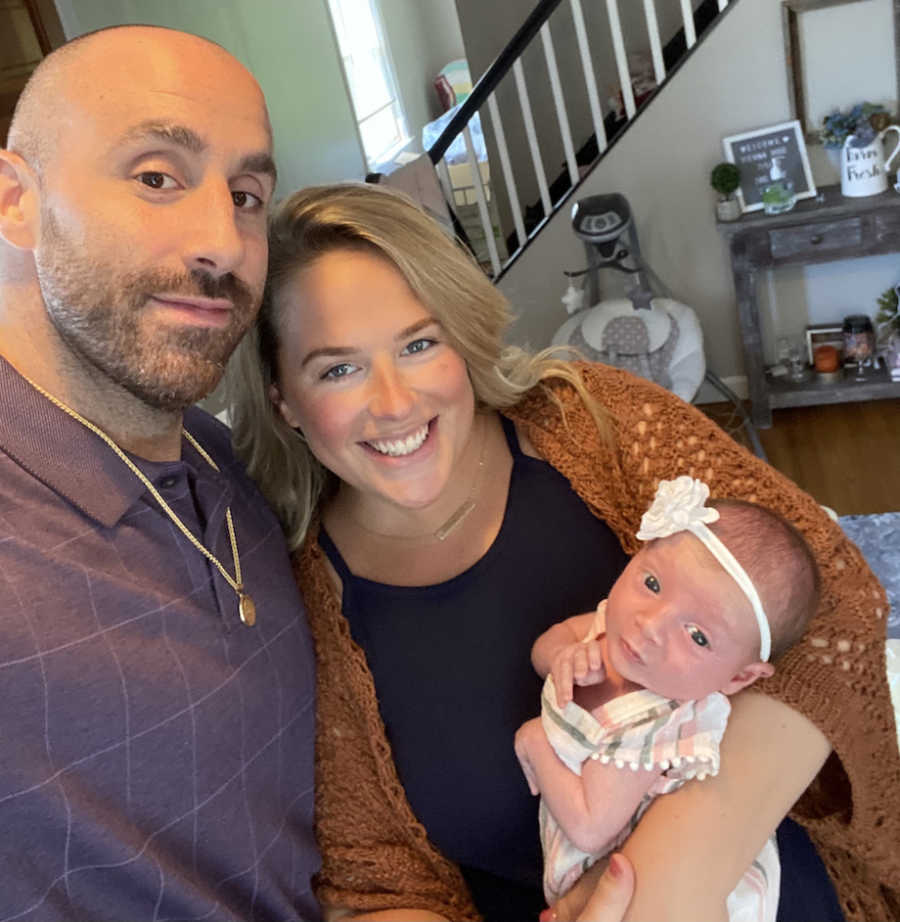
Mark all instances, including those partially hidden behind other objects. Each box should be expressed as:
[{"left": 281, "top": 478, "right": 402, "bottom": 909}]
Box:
[{"left": 226, "top": 181, "right": 607, "bottom": 549}]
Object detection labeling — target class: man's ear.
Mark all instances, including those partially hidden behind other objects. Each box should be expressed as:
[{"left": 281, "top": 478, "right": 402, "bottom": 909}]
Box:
[
  {"left": 0, "top": 150, "right": 40, "bottom": 251},
  {"left": 269, "top": 382, "right": 301, "bottom": 429},
  {"left": 719, "top": 661, "right": 774, "bottom": 696}
]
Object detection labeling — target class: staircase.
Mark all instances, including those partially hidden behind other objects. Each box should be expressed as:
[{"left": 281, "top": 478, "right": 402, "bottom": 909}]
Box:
[{"left": 427, "top": 0, "right": 738, "bottom": 278}]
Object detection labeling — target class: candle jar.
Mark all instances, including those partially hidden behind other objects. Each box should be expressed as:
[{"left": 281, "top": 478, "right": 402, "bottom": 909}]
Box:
[{"left": 842, "top": 314, "right": 875, "bottom": 378}]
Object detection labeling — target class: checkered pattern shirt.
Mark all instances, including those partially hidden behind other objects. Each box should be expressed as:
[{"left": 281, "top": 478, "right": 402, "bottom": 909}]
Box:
[{"left": 0, "top": 356, "right": 320, "bottom": 921}]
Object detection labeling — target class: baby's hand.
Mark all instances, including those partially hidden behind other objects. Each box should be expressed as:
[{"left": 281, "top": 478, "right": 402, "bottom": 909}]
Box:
[
  {"left": 514, "top": 717, "right": 543, "bottom": 795},
  {"left": 551, "top": 640, "right": 606, "bottom": 708}
]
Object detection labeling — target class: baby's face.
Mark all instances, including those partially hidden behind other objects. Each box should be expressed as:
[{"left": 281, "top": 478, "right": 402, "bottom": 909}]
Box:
[{"left": 604, "top": 533, "right": 764, "bottom": 701}]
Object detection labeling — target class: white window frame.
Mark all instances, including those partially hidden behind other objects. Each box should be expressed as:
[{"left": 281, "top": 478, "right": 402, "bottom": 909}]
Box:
[{"left": 326, "top": 0, "right": 410, "bottom": 172}]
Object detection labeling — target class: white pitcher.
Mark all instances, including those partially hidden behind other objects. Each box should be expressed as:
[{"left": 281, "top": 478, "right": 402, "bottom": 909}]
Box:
[{"left": 843, "top": 126, "right": 900, "bottom": 196}]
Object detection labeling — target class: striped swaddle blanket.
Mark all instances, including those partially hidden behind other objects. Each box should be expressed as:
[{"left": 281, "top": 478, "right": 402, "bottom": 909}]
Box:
[{"left": 537, "top": 602, "right": 779, "bottom": 921}]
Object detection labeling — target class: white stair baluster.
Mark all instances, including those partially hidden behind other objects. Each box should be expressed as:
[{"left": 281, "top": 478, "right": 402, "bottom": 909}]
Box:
[
  {"left": 487, "top": 92, "right": 527, "bottom": 251},
  {"left": 541, "top": 23, "right": 579, "bottom": 188},
  {"left": 643, "top": 0, "right": 666, "bottom": 85},
  {"left": 569, "top": 0, "right": 607, "bottom": 155},
  {"left": 606, "top": 0, "right": 636, "bottom": 120},
  {"left": 681, "top": 0, "right": 697, "bottom": 49},
  {"left": 513, "top": 58, "right": 552, "bottom": 219},
  {"left": 434, "top": 158, "right": 453, "bottom": 204},
  {"left": 462, "top": 123, "right": 501, "bottom": 276}
]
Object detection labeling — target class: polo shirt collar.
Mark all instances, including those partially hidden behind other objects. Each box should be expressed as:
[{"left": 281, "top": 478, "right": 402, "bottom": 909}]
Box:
[{"left": 0, "top": 355, "right": 172, "bottom": 528}]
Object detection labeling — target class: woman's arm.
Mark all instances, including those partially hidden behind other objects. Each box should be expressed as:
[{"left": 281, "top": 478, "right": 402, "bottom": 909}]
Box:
[
  {"left": 550, "top": 693, "right": 830, "bottom": 921},
  {"left": 588, "top": 692, "right": 829, "bottom": 921}
]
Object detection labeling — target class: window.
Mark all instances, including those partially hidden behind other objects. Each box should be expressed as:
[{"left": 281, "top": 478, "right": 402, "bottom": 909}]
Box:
[{"left": 327, "top": 0, "right": 409, "bottom": 170}]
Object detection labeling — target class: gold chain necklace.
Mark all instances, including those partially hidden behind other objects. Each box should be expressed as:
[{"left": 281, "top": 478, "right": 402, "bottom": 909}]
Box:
[{"left": 22, "top": 375, "right": 256, "bottom": 627}]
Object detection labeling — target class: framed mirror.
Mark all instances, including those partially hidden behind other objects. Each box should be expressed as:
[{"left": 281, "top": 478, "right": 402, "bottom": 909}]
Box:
[{"left": 782, "top": 0, "right": 900, "bottom": 141}]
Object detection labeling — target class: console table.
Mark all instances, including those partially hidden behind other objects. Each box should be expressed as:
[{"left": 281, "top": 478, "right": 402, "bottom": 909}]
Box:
[{"left": 718, "top": 183, "right": 900, "bottom": 427}]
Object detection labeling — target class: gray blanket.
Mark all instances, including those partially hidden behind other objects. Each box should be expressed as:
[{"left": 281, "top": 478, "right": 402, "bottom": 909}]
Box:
[{"left": 840, "top": 513, "right": 900, "bottom": 639}]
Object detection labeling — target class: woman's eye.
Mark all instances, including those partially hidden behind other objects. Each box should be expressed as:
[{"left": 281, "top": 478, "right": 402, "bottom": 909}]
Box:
[
  {"left": 643, "top": 574, "right": 660, "bottom": 593},
  {"left": 687, "top": 626, "right": 709, "bottom": 648},
  {"left": 136, "top": 172, "right": 178, "bottom": 190},
  {"left": 321, "top": 363, "right": 356, "bottom": 381},
  {"left": 402, "top": 338, "right": 436, "bottom": 356},
  {"left": 232, "top": 189, "right": 264, "bottom": 210}
]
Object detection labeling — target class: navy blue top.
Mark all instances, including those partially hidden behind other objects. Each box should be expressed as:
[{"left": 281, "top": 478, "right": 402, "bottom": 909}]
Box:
[{"left": 319, "top": 416, "right": 628, "bottom": 919}]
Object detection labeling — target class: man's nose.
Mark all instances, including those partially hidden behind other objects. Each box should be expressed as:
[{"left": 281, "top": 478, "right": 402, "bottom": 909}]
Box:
[
  {"left": 368, "top": 360, "right": 415, "bottom": 419},
  {"left": 182, "top": 182, "right": 245, "bottom": 278}
]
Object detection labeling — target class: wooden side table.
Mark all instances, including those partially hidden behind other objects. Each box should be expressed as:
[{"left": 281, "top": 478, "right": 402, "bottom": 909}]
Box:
[{"left": 718, "top": 184, "right": 900, "bottom": 427}]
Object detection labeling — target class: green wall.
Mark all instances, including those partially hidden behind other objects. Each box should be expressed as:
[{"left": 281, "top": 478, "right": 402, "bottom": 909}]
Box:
[{"left": 55, "top": 0, "right": 368, "bottom": 197}]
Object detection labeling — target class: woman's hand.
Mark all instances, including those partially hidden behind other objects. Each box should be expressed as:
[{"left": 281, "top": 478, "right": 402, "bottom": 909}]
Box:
[
  {"left": 550, "top": 639, "right": 606, "bottom": 707},
  {"left": 541, "top": 854, "right": 635, "bottom": 922}
]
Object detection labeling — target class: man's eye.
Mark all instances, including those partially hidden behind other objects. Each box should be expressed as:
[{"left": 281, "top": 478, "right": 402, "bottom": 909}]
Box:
[
  {"left": 321, "top": 363, "right": 356, "bottom": 381},
  {"left": 136, "top": 172, "right": 177, "bottom": 190},
  {"left": 402, "top": 338, "right": 436, "bottom": 356},
  {"left": 643, "top": 574, "right": 660, "bottom": 593},
  {"left": 232, "top": 190, "right": 264, "bottom": 210},
  {"left": 687, "top": 626, "right": 709, "bottom": 648}
]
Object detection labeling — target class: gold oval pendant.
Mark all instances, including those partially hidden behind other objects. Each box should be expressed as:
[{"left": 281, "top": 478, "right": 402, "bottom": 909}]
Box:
[{"left": 239, "top": 592, "right": 257, "bottom": 627}]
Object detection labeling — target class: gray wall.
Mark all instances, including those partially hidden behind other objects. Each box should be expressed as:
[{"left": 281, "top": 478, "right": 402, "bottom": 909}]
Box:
[{"left": 493, "top": 0, "right": 898, "bottom": 399}]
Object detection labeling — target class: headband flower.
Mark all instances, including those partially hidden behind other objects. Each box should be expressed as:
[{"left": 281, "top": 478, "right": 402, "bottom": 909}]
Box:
[
  {"left": 636, "top": 477, "right": 771, "bottom": 662},
  {"left": 637, "top": 476, "right": 719, "bottom": 540}
]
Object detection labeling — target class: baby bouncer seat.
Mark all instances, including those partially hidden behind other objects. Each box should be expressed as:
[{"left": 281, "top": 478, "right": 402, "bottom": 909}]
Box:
[{"left": 552, "top": 194, "right": 765, "bottom": 459}]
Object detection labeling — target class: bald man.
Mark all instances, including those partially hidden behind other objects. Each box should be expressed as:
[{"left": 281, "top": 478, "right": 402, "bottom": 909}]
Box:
[{"left": 0, "top": 26, "right": 320, "bottom": 921}]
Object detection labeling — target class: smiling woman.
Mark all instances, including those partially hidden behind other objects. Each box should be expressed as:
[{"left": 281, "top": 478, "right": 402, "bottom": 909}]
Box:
[
  {"left": 270, "top": 247, "right": 476, "bottom": 537},
  {"left": 225, "top": 182, "right": 899, "bottom": 922}
]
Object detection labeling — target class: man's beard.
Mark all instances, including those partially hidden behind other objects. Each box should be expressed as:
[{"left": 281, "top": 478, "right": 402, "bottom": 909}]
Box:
[{"left": 34, "top": 210, "right": 260, "bottom": 411}]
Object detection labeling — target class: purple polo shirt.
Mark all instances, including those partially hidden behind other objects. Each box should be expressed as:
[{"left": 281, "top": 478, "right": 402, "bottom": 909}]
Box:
[{"left": 0, "top": 356, "right": 320, "bottom": 921}]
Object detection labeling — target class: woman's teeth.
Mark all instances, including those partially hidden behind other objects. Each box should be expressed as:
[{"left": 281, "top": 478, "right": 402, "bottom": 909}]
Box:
[{"left": 368, "top": 424, "right": 429, "bottom": 457}]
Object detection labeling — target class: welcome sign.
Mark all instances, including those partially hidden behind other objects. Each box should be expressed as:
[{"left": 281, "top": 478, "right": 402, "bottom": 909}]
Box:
[{"left": 722, "top": 120, "right": 817, "bottom": 212}]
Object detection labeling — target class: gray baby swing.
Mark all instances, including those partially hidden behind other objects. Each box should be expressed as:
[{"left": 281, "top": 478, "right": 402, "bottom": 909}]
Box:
[{"left": 552, "top": 193, "right": 765, "bottom": 459}]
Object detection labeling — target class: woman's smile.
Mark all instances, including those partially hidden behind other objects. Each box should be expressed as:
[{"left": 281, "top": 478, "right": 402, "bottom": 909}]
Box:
[
  {"left": 363, "top": 419, "right": 434, "bottom": 458},
  {"left": 272, "top": 248, "right": 476, "bottom": 516}
]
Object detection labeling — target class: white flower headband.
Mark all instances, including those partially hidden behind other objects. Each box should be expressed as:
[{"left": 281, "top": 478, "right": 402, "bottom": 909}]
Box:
[{"left": 636, "top": 477, "right": 771, "bottom": 662}]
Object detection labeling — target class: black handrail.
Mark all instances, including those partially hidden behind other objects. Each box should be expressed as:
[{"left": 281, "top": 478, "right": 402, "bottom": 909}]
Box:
[{"left": 427, "top": 0, "right": 564, "bottom": 165}]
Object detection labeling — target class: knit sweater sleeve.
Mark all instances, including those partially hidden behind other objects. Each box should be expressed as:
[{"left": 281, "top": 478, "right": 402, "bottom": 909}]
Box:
[
  {"left": 508, "top": 363, "right": 900, "bottom": 922},
  {"left": 293, "top": 533, "right": 481, "bottom": 922}
]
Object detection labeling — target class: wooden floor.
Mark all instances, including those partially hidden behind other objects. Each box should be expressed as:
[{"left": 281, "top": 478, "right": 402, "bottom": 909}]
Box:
[{"left": 698, "top": 398, "right": 900, "bottom": 516}]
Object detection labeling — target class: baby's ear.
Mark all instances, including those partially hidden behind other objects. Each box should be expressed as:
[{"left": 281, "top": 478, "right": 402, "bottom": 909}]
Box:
[{"left": 719, "top": 661, "right": 774, "bottom": 696}]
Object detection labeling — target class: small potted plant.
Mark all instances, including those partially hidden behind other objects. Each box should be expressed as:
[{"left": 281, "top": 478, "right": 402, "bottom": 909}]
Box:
[{"left": 710, "top": 162, "right": 741, "bottom": 221}]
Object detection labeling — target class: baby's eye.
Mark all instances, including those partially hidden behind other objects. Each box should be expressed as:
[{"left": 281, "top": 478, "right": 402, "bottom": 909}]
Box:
[
  {"left": 687, "top": 626, "right": 709, "bottom": 648},
  {"left": 402, "top": 338, "right": 436, "bottom": 356},
  {"left": 643, "top": 574, "right": 660, "bottom": 593}
]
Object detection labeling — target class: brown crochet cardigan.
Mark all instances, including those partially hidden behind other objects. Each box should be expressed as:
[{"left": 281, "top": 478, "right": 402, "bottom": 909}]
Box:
[{"left": 294, "top": 364, "right": 899, "bottom": 922}]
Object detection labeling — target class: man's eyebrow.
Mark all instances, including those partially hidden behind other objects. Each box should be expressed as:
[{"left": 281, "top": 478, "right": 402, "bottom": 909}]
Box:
[
  {"left": 238, "top": 152, "right": 278, "bottom": 186},
  {"left": 118, "top": 121, "right": 206, "bottom": 154},
  {"left": 117, "top": 121, "right": 277, "bottom": 185}
]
